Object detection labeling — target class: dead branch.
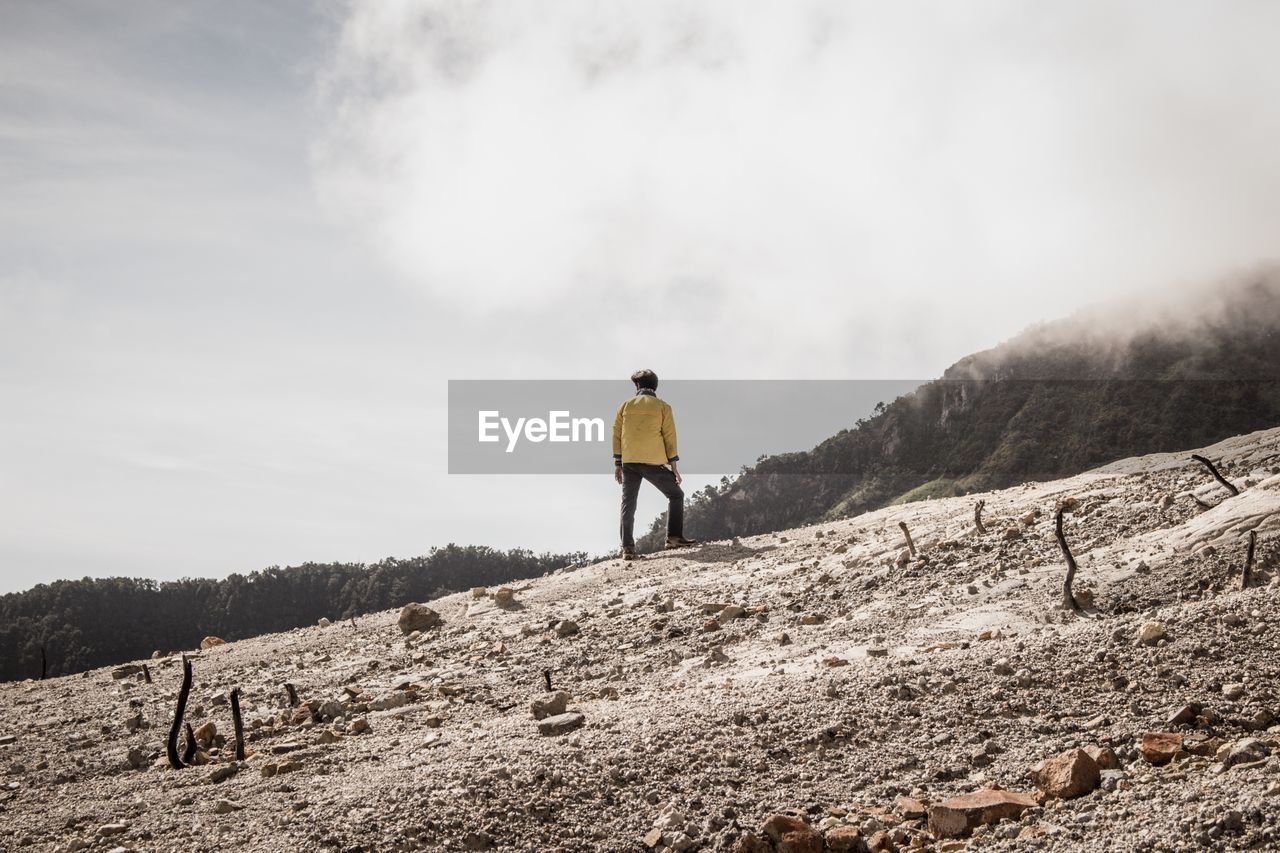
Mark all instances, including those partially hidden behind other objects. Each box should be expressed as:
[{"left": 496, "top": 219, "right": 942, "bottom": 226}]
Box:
[
  {"left": 167, "top": 655, "right": 193, "bottom": 770},
  {"left": 142, "top": 664, "right": 152, "bottom": 684},
  {"left": 230, "top": 688, "right": 246, "bottom": 761},
  {"left": 542, "top": 669, "right": 553, "bottom": 692},
  {"left": 1191, "top": 454, "right": 1239, "bottom": 497},
  {"left": 284, "top": 683, "right": 300, "bottom": 707},
  {"left": 974, "top": 500, "right": 987, "bottom": 534},
  {"left": 1243, "top": 530, "right": 1258, "bottom": 589},
  {"left": 898, "top": 521, "right": 917, "bottom": 558},
  {"left": 1055, "top": 500, "right": 1081, "bottom": 612},
  {"left": 183, "top": 722, "right": 197, "bottom": 765}
]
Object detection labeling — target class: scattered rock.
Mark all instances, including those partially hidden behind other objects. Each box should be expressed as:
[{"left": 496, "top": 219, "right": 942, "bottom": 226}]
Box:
[
  {"left": 317, "top": 617, "right": 331, "bottom": 627},
  {"left": 894, "top": 795, "right": 927, "bottom": 819},
  {"left": 1220, "top": 737, "right": 1269, "bottom": 771},
  {"left": 97, "top": 824, "right": 128, "bottom": 837},
  {"left": 530, "top": 691, "right": 571, "bottom": 720},
  {"left": 200, "top": 636, "right": 226, "bottom": 650},
  {"left": 537, "top": 712, "right": 585, "bottom": 736},
  {"left": 760, "top": 814, "right": 823, "bottom": 853},
  {"left": 397, "top": 604, "right": 442, "bottom": 634},
  {"left": 213, "top": 799, "right": 243, "bottom": 814},
  {"left": 1030, "top": 748, "right": 1101, "bottom": 798},
  {"left": 207, "top": 764, "right": 239, "bottom": 783},
  {"left": 1139, "top": 731, "right": 1183, "bottom": 764},
  {"left": 928, "top": 789, "right": 1038, "bottom": 838},
  {"left": 193, "top": 721, "right": 216, "bottom": 744},
  {"left": 553, "top": 620, "right": 580, "bottom": 638},
  {"left": 1137, "top": 622, "right": 1165, "bottom": 645},
  {"left": 493, "top": 587, "right": 516, "bottom": 608}
]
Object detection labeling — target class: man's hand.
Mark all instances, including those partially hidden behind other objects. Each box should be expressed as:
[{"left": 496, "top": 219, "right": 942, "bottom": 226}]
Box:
[
  {"left": 670, "top": 462, "right": 682, "bottom": 485},
  {"left": 614, "top": 466, "right": 623, "bottom": 484}
]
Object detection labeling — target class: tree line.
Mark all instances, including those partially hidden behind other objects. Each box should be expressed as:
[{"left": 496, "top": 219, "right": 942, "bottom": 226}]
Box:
[{"left": 0, "top": 544, "right": 582, "bottom": 682}]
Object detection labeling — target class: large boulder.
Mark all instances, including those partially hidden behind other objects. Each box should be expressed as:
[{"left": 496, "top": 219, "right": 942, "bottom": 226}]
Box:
[
  {"left": 928, "top": 789, "right": 1039, "bottom": 839},
  {"left": 397, "top": 603, "right": 442, "bottom": 635},
  {"left": 1030, "top": 748, "right": 1101, "bottom": 798}
]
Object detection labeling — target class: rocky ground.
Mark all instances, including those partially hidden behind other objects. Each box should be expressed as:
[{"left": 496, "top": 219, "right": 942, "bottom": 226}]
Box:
[{"left": 2, "top": 428, "right": 1280, "bottom": 853}]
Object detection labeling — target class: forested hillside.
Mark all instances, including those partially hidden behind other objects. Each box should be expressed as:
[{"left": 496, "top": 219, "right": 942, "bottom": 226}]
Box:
[
  {"left": 0, "top": 545, "right": 580, "bottom": 681},
  {"left": 642, "top": 275, "right": 1280, "bottom": 549}
]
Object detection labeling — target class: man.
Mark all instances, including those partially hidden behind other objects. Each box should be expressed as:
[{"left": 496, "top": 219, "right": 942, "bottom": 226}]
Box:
[{"left": 613, "top": 369, "right": 699, "bottom": 560}]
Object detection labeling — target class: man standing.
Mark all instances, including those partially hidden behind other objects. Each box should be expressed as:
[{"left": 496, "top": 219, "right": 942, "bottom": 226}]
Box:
[{"left": 613, "top": 369, "right": 698, "bottom": 560}]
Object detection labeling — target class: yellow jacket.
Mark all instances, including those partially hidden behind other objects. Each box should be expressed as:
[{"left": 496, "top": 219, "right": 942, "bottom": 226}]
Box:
[{"left": 612, "top": 391, "right": 679, "bottom": 465}]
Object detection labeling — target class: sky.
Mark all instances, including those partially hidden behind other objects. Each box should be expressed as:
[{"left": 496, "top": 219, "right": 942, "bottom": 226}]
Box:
[{"left": 3, "top": 0, "right": 1280, "bottom": 593}]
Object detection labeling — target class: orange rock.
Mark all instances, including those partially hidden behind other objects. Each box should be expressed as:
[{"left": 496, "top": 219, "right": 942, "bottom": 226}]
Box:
[
  {"left": 823, "top": 826, "right": 864, "bottom": 852},
  {"left": 761, "top": 814, "right": 823, "bottom": 853},
  {"left": 200, "top": 636, "right": 226, "bottom": 650},
  {"left": 1140, "top": 731, "right": 1183, "bottom": 764},
  {"left": 1030, "top": 748, "right": 1101, "bottom": 798},
  {"left": 894, "top": 794, "right": 927, "bottom": 819},
  {"left": 928, "top": 789, "right": 1039, "bottom": 839},
  {"left": 1083, "top": 745, "right": 1120, "bottom": 770}
]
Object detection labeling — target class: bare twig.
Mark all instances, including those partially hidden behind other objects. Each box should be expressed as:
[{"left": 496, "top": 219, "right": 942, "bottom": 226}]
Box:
[
  {"left": 898, "top": 521, "right": 917, "bottom": 558},
  {"left": 973, "top": 500, "right": 987, "bottom": 535},
  {"left": 230, "top": 688, "right": 246, "bottom": 761},
  {"left": 1243, "top": 530, "right": 1258, "bottom": 589},
  {"left": 1191, "top": 454, "right": 1239, "bottom": 497},
  {"left": 1054, "top": 500, "right": 1081, "bottom": 612},
  {"left": 167, "top": 656, "right": 193, "bottom": 770},
  {"left": 142, "top": 664, "right": 152, "bottom": 684},
  {"left": 542, "top": 669, "right": 553, "bottom": 692},
  {"left": 284, "top": 683, "right": 300, "bottom": 707}
]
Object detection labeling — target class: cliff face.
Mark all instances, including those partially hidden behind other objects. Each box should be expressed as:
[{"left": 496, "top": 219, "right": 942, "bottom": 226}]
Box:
[{"left": 644, "top": 275, "right": 1280, "bottom": 548}]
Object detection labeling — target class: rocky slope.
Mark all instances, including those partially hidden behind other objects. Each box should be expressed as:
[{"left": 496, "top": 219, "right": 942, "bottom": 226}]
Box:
[{"left": 2, "top": 428, "right": 1279, "bottom": 852}]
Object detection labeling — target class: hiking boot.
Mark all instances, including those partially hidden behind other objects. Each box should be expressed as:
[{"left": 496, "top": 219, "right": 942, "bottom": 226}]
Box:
[{"left": 665, "top": 536, "right": 699, "bottom": 549}]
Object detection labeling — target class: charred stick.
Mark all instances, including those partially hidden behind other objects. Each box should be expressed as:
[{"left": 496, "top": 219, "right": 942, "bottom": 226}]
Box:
[
  {"left": 1191, "top": 454, "right": 1239, "bottom": 497},
  {"left": 284, "top": 683, "right": 300, "bottom": 707},
  {"left": 167, "top": 655, "right": 193, "bottom": 770},
  {"left": 183, "top": 722, "right": 197, "bottom": 764},
  {"left": 542, "top": 669, "right": 553, "bottom": 692},
  {"left": 898, "top": 521, "right": 917, "bottom": 558},
  {"left": 1243, "top": 530, "right": 1258, "bottom": 589},
  {"left": 1055, "top": 503, "right": 1081, "bottom": 612},
  {"left": 142, "top": 664, "right": 152, "bottom": 684},
  {"left": 974, "top": 500, "right": 987, "bottom": 535},
  {"left": 230, "top": 688, "right": 246, "bottom": 761},
  {"left": 40, "top": 645, "right": 47, "bottom": 681}
]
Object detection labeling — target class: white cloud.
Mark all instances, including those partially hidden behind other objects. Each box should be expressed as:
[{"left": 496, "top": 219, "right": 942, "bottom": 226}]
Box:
[{"left": 315, "top": 0, "right": 1280, "bottom": 374}]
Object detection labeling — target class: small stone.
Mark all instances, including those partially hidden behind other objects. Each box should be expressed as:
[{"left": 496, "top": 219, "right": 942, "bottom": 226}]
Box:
[
  {"left": 530, "top": 691, "right": 571, "bottom": 720},
  {"left": 213, "top": 799, "right": 243, "bottom": 814},
  {"left": 823, "top": 656, "right": 849, "bottom": 668},
  {"left": 193, "top": 721, "right": 217, "bottom": 744},
  {"left": 317, "top": 617, "right": 331, "bottom": 627},
  {"left": 719, "top": 604, "right": 746, "bottom": 622},
  {"left": 760, "top": 814, "right": 823, "bottom": 853},
  {"left": 398, "top": 603, "right": 442, "bottom": 634},
  {"left": 800, "top": 613, "right": 826, "bottom": 625},
  {"left": 865, "top": 647, "right": 889, "bottom": 658},
  {"left": 553, "top": 620, "right": 580, "bottom": 638},
  {"left": 1083, "top": 745, "right": 1120, "bottom": 770},
  {"left": 824, "top": 826, "right": 864, "bottom": 852},
  {"left": 493, "top": 587, "right": 516, "bottom": 608},
  {"left": 270, "top": 741, "right": 305, "bottom": 754},
  {"left": 1136, "top": 622, "right": 1165, "bottom": 645},
  {"left": 470, "top": 586, "right": 487, "bottom": 599},
  {"left": 642, "top": 828, "right": 664, "bottom": 848},
  {"left": 207, "top": 764, "right": 239, "bottom": 783},
  {"left": 1139, "top": 731, "right": 1183, "bottom": 764},
  {"left": 111, "top": 665, "right": 143, "bottom": 680},
  {"left": 1030, "top": 748, "right": 1101, "bottom": 798},
  {"left": 1167, "top": 703, "right": 1201, "bottom": 727},
  {"left": 537, "top": 712, "right": 585, "bottom": 736},
  {"left": 97, "top": 824, "right": 129, "bottom": 837},
  {"left": 350, "top": 718, "right": 370, "bottom": 734},
  {"left": 200, "top": 636, "right": 226, "bottom": 650},
  {"left": 1222, "top": 682, "right": 1246, "bottom": 700},
  {"left": 928, "top": 789, "right": 1038, "bottom": 838},
  {"left": 1221, "top": 737, "right": 1269, "bottom": 770},
  {"left": 894, "top": 795, "right": 927, "bottom": 819}
]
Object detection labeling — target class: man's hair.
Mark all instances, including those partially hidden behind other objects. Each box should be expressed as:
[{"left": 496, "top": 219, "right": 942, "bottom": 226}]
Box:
[{"left": 630, "top": 369, "right": 659, "bottom": 390}]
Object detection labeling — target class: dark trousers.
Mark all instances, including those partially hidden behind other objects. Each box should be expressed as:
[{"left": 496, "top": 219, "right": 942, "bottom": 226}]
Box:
[{"left": 620, "top": 463, "right": 684, "bottom": 548}]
